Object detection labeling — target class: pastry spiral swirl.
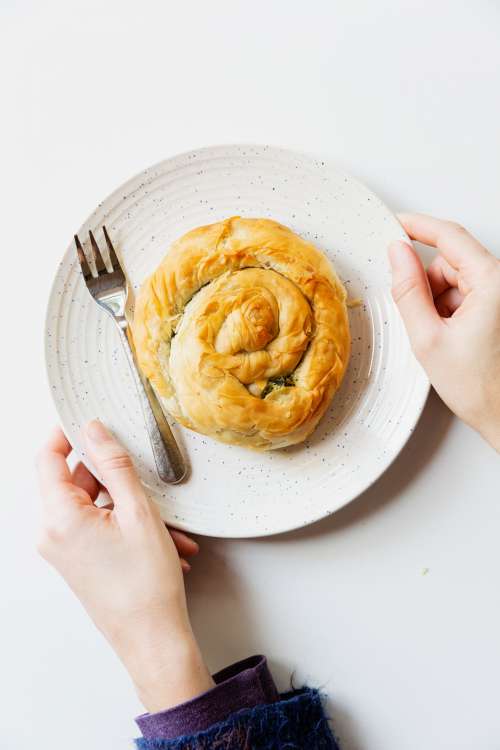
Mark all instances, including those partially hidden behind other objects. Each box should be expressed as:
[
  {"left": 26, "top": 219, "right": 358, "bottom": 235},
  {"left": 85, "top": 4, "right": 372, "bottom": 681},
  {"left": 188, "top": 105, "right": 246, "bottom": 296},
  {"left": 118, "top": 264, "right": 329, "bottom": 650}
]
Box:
[{"left": 132, "top": 217, "right": 350, "bottom": 449}]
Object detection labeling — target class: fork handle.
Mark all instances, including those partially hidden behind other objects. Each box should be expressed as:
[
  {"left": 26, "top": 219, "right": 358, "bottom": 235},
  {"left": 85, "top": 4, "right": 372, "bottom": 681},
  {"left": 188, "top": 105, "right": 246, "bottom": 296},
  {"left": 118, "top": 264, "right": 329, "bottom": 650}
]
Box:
[{"left": 118, "top": 326, "right": 187, "bottom": 484}]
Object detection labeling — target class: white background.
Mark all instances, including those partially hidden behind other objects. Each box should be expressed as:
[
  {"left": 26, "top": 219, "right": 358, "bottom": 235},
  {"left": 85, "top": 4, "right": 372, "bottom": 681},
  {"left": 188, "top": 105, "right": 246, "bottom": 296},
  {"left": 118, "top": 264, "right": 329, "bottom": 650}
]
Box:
[{"left": 1, "top": 2, "right": 499, "bottom": 749}]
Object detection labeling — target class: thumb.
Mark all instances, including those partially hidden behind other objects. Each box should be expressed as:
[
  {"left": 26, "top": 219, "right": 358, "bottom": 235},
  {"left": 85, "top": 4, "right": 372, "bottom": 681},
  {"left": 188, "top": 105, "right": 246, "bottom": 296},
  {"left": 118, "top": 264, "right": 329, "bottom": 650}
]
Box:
[
  {"left": 388, "top": 240, "right": 442, "bottom": 356},
  {"left": 84, "top": 420, "right": 148, "bottom": 517}
]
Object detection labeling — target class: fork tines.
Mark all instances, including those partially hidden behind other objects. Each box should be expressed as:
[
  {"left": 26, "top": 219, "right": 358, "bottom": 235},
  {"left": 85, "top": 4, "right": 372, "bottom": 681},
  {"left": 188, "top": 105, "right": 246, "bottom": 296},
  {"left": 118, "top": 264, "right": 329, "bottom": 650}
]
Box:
[
  {"left": 75, "top": 226, "right": 120, "bottom": 278},
  {"left": 74, "top": 234, "right": 92, "bottom": 279},
  {"left": 89, "top": 230, "right": 107, "bottom": 274},
  {"left": 102, "top": 225, "right": 120, "bottom": 272}
]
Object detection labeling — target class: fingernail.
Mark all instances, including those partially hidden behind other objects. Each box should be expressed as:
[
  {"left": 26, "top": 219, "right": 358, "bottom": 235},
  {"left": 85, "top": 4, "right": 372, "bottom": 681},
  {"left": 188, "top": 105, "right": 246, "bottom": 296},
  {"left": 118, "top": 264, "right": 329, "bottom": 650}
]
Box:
[{"left": 86, "top": 419, "right": 110, "bottom": 444}]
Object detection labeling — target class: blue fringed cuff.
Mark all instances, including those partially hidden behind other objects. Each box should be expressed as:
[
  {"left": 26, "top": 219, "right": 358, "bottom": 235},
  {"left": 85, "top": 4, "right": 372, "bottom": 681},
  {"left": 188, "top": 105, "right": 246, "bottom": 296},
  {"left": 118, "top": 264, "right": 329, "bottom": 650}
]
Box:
[{"left": 135, "top": 687, "right": 339, "bottom": 749}]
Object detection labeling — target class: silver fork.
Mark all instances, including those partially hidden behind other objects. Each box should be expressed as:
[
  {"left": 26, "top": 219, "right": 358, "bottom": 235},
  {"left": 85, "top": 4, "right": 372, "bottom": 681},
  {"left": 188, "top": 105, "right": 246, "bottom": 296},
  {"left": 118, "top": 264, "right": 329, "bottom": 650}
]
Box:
[{"left": 75, "top": 227, "right": 187, "bottom": 484}]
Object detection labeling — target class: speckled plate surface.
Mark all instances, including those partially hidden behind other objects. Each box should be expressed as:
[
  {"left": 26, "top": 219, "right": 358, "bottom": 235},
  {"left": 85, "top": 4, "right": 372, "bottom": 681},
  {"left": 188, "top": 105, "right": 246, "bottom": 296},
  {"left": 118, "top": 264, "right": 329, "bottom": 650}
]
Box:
[{"left": 45, "top": 145, "right": 429, "bottom": 537}]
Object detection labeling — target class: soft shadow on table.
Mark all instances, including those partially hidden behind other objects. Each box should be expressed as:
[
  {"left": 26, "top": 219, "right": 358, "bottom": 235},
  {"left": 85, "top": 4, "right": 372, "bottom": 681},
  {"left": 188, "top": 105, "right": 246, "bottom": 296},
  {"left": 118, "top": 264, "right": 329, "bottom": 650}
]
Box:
[
  {"left": 186, "top": 550, "right": 304, "bottom": 685},
  {"left": 185, "top": 544, "right": 264, "bottom": 672},
  {"left": 265, "top": 387, "right": 453, "bottom": 544},
  {"left": 326, "top": 701, "right": 366, "bottom": 750}
]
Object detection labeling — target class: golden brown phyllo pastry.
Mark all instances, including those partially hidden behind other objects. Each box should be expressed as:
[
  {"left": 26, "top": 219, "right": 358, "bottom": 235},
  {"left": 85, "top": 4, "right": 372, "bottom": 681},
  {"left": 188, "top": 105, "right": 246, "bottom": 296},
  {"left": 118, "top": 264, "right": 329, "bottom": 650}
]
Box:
[{"left": 132, "top": 217, "right": 350, "bottom": 449}]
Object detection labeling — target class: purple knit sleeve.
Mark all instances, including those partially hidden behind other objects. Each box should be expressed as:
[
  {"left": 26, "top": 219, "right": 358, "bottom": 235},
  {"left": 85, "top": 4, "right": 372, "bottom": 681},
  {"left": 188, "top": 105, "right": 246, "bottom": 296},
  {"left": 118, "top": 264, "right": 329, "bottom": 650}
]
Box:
[{"left": 135, "top": 655, "right": 279, "bottom": 741}]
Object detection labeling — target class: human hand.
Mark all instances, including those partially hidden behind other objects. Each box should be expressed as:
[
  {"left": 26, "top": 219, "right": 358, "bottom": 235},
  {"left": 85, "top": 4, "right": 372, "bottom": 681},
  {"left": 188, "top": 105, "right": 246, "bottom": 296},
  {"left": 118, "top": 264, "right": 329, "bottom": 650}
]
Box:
[
  {"left": 389, "top": 213, "right": 500, "bottom": 451},
  {"left": 36, "top": 420, "right": 214, "bottom": 711}
]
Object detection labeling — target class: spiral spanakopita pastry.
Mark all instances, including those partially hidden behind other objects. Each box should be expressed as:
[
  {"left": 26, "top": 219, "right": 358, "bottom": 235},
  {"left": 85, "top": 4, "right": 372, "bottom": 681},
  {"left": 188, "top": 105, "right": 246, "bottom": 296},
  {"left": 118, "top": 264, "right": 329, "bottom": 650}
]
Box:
[{"left": 132, "top": 217, "right": 350, "bottom": 449}]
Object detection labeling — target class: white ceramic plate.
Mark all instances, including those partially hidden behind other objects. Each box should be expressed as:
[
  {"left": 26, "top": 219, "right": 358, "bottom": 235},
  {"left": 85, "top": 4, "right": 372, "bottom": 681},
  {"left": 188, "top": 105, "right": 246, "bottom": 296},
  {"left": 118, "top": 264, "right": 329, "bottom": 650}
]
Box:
[{"left": 45, "top": 145, "right": 428, "bottom": 537}]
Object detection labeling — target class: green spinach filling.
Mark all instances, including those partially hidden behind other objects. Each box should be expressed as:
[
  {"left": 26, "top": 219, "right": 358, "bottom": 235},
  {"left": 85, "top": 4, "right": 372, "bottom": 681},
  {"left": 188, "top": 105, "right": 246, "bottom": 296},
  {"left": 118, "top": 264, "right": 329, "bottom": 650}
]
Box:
[{"left": 261, "top": 374, "right": 295, "bottom": 399}]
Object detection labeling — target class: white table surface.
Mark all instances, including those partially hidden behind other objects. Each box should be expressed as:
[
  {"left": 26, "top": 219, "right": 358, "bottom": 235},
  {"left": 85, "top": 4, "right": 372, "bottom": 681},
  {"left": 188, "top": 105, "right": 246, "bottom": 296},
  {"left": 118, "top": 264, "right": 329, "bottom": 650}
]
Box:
[{"left": 2, "top": 2, "right": 499, "bottom": 749}]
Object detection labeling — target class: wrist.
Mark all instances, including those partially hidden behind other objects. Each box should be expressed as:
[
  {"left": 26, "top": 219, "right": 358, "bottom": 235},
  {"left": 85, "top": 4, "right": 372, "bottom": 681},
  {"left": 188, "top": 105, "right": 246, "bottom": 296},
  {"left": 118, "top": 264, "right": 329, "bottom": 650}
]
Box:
[
  {"left": 111, "top": 616, "right": 214, "bottom": 713},
  {"left": 134, "top": 636, "right": 215, "bottom": 713}
]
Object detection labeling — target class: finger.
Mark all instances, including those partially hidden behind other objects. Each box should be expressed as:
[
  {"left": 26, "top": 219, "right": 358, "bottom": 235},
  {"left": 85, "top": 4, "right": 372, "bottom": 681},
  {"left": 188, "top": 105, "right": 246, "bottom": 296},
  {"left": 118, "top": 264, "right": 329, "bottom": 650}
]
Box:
[
  {"left": 83, "top": 420, "right": 148, "bottom": 518},
  {"left": 434, "top": 287, "right": 464, "bottom": 318},
  {"left": 36, "top": 427, "right": 73, "bottom": 501},
  {"left": 71, "top": 462, "right": 101, "bottom": 502},
  {"left": 427, "top": 255, "right": 458, "bottom": 298},
  {"left": 169, "top": 529, "right": 200, "bottom": 558},
  {"left": 388, "top": 241, "right": 443, "bottom": 354},
  {"left": 180, "top": 558, "right": 191, "bottom": 574},
  {"left": 398, "top": 213, "right": 492, "bottom": 270},
  {"left": 37, "top": 428, "right": 92, "bottom": 514}
]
